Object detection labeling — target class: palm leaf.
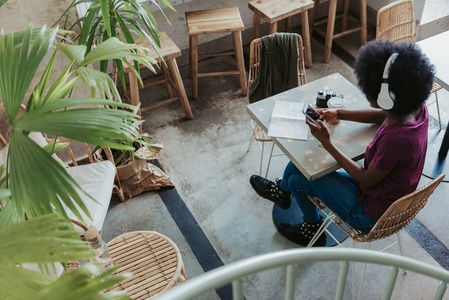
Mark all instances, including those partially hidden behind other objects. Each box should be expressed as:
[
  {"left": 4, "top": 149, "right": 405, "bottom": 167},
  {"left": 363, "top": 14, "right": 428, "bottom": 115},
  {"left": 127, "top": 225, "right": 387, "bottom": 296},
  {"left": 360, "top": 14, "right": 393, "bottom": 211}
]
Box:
[
  {"left": 14, "top": 98, "right": 140, "bottom": 150},
  {"left": 0, "top": 213, "right": 91, "bottom": 264},
  {"left": 58, "top": 43, "right": 86, "bottom": 67},
  {"left": 0, "top": 25, "right": 58, "bottom": 122},
  {"left": 77, "top": 66, "right": 119, "bottom": 101},
  {"left": 100, "top": 0, "right": 112, "bottom": 38},
  {"left": 7, "top": 131, "right": 92, "bottom": 222},
  {"left": 34, "top": 264, "right": 130, "bottom": 300},
  {"left": 81, "top": 37, "right": 156, "bottom": 68}
]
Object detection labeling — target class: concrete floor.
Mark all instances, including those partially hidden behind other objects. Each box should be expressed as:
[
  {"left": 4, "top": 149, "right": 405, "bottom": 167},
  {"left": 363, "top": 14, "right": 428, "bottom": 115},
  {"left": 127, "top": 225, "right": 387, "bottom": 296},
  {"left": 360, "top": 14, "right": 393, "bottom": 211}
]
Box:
[{"left": 102, "top": 26, "right": 449, "bottom": 299}]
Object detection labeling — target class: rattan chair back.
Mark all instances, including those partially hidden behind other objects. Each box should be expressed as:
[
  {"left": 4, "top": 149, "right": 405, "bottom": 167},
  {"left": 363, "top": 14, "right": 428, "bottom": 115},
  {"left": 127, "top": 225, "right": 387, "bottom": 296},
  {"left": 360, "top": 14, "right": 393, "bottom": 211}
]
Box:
[
  {"left": 248, "top": 34, "right": 306, "bottom": 105},
  {"left": 308, "top": 173, "right": 445, "bottom": 243},
  {"left": 376, "top": 0, "right": 414, "bottom": 42}
]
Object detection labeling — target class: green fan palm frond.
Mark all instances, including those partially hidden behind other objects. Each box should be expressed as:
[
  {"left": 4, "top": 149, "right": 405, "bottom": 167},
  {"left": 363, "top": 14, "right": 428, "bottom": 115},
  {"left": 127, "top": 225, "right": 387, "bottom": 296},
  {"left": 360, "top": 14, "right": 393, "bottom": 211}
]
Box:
[
  {"left": 58, "top": 37, "right": 157, "bottom": 100},
  {"left": 0, "top": 214, "right": 130, "bottom": 300},
  {"left": 0, "top": 25, "right": 58, "bottom": 122}
]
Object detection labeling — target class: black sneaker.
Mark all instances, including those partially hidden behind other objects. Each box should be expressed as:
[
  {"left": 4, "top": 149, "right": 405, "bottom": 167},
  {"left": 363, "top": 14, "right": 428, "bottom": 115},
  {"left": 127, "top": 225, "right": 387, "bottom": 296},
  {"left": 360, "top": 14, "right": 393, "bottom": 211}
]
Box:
[
  {"left": 250, "top": 175, "right": 291, "bottom": 209},
  {"left": 278, "top": 217, "right": 327, "bottom": 247}
]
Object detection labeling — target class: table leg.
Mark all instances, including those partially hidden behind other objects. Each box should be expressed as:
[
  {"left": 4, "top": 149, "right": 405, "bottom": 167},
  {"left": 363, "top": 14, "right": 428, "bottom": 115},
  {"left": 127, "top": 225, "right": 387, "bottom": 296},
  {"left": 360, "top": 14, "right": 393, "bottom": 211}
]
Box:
[
  {"left": 251, "top": 13, "right": 261, "bottom": 40},
  {"left": 360, "top": 0, "right": 367, "bottom": 44},
  {"left": 162, "top": 62, "right": 174, "bottom": 99},
  {"left": 232, "top": 31, "right": 248, "bottom": 96},
  {"left": 422, "top": 128, "right": 449, "bottom": 182},
  {"left": 167, "top": 58, "right": 193, "bottom": 119},
  {"left": 342, "top": 0, "right": 349, "bottom": 32},
  {"left": 300, "top": 10, "right": 312, "bottom": 69},
  {"left": 128, "top": 72, "right": 142, "bottom": 131},
  {"left": 439, "top": 128, "right": 449, "bottom": 156},
  {"left": 269, "top": 22, "right": 278, "bottom": 34},
  {"left": 310, "top": 0, "right": 320, "bottom": 36},
  {"left": 285, "top": 17, "right": 292, "bottom": 33},
  {"left": 191, "top": 35, "right": 199, "bottom": 100},
  {"left": 324, "top": 0, "right": 337, "bottom": 63}
]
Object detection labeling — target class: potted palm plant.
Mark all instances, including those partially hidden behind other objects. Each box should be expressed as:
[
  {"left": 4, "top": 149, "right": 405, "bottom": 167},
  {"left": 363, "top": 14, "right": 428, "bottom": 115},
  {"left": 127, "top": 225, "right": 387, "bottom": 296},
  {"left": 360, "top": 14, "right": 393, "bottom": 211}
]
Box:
[
  {"left": 56, "top": 0, "right": 177, "bottom": 200},
  {"left": 0, "top": 20, "right": 158, "bottom": 298}
]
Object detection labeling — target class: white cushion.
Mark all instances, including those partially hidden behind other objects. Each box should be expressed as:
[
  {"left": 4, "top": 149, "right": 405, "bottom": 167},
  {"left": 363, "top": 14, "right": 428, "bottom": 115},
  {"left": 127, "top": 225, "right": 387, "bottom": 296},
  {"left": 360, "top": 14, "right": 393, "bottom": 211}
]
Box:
[
  {"left": 23, "top": 262, "right": 64, "bottom": 278},
  {"left": 65, "top": 160, "right": 115, "bottom": 235}
]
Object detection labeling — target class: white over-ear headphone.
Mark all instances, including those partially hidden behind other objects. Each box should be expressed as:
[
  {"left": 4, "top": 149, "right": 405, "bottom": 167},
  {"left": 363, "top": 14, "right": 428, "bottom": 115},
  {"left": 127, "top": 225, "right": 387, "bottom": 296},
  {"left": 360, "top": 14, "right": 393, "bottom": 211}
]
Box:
[{"left": 377, "top": 53, "right": 399, "bottom": 110}]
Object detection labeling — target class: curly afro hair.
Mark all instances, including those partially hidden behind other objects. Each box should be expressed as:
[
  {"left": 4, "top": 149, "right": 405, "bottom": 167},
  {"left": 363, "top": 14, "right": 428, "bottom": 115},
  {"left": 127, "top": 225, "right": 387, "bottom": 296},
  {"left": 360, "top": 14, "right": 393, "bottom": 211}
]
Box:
[{"left": 354, "top": 39, "right": 435, "bottom": 117}]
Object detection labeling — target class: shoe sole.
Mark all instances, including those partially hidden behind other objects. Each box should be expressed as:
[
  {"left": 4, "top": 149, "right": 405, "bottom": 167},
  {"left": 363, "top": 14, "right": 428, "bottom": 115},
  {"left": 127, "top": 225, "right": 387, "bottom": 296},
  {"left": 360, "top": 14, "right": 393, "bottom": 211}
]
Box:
[
  {"left": 250, "top": 177, "right": 291, "bottom": 209},
  {"left": 277, "top": 226, "right": 327, "bottom": 247}
]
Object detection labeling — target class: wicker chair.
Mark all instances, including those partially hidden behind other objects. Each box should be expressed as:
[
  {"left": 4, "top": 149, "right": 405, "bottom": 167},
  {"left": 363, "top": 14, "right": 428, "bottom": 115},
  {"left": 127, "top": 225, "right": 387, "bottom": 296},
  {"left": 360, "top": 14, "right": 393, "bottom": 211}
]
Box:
[
  {"left": 246, "top": 33, "right": 307, "bottom": 177},
  {"left": 306, "top": 174, "right": 445, "bottom": 299},
  {"left": 306, "top": 174, "right": 445, "bottom": 248},
  {"left": 376, "top": 0, "right": 442, "bottom": 130}
]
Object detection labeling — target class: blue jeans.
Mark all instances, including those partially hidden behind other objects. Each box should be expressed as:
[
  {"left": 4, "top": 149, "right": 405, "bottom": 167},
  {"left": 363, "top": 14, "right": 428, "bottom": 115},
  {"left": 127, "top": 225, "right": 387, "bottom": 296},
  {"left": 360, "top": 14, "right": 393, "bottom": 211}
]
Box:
[{"left": 279, "top": 161, "right": 376, "bottom": 233}]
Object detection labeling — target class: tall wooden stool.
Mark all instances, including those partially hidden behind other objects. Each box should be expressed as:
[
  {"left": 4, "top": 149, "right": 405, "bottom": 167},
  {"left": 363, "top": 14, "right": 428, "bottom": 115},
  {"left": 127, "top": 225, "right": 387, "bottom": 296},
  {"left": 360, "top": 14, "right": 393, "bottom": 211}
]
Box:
[
  {"left": 310, "top": 0, "right": 367, "bottom": 63},
  {"left": 107, "top": 231, "right": 187, "bottom": 299},
  {"left": 124, "top": 32, "right": 193, "bottom": 121},
  {"left": 185, "top": 7, "right": 248, "bottom": 100},
  {"left": 248, "top": 0, "right": 315, "bottom": 68}
]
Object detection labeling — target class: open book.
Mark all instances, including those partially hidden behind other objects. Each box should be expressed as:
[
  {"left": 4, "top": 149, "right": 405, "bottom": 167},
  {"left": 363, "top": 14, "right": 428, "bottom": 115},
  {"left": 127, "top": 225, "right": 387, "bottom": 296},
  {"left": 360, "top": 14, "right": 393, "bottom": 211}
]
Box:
[{"left": 267, "top": 101, "right": 308, "bottom": 140}]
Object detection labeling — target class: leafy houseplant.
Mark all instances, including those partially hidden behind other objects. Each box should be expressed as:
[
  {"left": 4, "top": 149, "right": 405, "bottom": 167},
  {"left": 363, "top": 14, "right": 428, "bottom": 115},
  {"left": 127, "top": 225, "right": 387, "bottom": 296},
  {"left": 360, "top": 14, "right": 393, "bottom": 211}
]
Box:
[
  {"left": 58, "top": 0, "right": 177, "bottom": 193},
  {"left": 0, "top": 19, "right": 158, "bottom": 298},
  {"left": 58, "top": 0, "right": 175, "bottom": 92}
]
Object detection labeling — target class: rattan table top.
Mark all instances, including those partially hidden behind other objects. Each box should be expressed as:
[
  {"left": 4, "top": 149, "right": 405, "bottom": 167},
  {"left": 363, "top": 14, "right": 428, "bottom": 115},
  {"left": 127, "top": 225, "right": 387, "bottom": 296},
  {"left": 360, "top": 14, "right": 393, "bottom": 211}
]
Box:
[{"left": 107, "top": 231, "right": 186, "bottom": 299}]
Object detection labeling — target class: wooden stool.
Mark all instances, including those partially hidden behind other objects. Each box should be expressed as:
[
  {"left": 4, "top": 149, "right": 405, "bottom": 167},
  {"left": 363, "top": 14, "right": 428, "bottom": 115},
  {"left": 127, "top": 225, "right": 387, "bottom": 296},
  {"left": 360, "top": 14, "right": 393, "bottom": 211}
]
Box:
[
  {"left": 310, "top": 0, "right": 367, "bottom": 63},
  {"left": 248, "top": 0, "right": 315, "bottom": 69},
  {"left": 185, "top": 7, "right": 248, "bottom": 100},
  {"left": 107, "top": 231, "right": 187, "bottom": 299},
  {"left": 124, "top": 32, "right": 193, "bottom": 121}
]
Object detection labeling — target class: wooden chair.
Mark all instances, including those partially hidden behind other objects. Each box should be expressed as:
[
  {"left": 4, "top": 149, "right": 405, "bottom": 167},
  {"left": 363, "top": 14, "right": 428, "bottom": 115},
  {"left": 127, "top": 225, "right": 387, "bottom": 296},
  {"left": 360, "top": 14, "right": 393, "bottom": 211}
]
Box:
[
  {"left": 185, "top": 7, "right": 247, "bottom": 100},
  {"left": 376, "top": 0, "right": 442, "bottom": 130},
  {"left": 310, "top": 0, "right": 367, "bottom": 63},
  {"left": 306, "top": 174, "right": 445, "bottom": 299},
  {"left": 123, "top": 32, "right": 193, "bottom": 122},
  {"left": 248, "top": 0, "right": 314, "bottom": 68},
  {"left": 247, "top": 33, "right": 306, "bottom": 177}
]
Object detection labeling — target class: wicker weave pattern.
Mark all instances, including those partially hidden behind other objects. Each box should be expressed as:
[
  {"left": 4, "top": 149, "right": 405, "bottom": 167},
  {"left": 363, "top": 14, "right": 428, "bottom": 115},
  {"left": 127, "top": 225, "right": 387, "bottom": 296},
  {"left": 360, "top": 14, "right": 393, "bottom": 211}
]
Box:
[
  {"left": 308, "top": 173, "right": 445, "bottom": 244},
  {"left": 376, "top": 0, "right": 414, "bottom": 42},
  {"left": 107, "top": 231, "right": 186, "bottom": 299}
]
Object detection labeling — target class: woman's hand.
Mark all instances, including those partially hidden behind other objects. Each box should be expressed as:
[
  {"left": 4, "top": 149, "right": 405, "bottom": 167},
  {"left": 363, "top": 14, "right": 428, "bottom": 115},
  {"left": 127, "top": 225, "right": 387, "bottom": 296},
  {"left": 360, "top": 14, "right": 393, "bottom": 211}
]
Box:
[
  {"left": 317, "top": 108, "right": 338, "bottom": 123},
  {"left": 306, "top": 118, "right": 331, "bottom": 147}
]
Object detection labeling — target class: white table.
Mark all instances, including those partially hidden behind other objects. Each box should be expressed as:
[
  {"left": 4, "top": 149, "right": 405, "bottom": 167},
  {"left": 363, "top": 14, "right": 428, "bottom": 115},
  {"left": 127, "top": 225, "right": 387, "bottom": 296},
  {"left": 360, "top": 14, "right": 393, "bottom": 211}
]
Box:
[
  {"left": 417, "top": 30, "right": 449, "bottom": 181},
  {"left": 246, "top": 72, "right": 379, "bottom": 181},
  {"left": 418, "top": 31, "right": 449, "bottom": 91}
]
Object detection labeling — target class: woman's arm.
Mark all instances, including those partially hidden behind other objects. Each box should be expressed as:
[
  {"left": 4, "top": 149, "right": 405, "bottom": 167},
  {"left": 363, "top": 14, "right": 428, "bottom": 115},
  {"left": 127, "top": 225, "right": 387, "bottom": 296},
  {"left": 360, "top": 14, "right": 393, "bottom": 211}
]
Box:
[
  {"left": 319, "top": 108, "right": 386, "bottom": 124},
  {"left": 307, "top": 118, "right": 390, "bottom": 188}
]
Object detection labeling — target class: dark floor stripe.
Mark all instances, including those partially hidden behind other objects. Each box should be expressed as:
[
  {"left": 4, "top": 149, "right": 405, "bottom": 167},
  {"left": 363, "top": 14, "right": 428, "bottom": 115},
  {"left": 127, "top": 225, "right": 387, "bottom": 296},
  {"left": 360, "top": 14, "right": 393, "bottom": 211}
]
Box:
[
  {"left": 153, "top": 160, "right": 233, "bottom": 300},
  {"left": 405, "top": 219, "right": 449, "bottom": 270},
  {"left": 315, "top": 32, "right": 449, "bottom": 270}
]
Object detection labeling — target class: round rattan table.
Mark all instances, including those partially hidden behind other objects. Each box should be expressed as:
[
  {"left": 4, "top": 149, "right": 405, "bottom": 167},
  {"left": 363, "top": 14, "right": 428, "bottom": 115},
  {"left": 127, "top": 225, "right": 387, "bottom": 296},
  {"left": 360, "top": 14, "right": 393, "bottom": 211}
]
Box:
[{"left": 107, "top": 231, "right": 186, "bottom": 299}]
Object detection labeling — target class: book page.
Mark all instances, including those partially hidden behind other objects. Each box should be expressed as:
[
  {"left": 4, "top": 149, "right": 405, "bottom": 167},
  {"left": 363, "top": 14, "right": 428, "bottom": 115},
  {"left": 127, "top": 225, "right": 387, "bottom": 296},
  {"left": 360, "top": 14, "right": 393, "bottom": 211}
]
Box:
[{"left": 267, "top": 101, "right": 308, "bottom": 140}]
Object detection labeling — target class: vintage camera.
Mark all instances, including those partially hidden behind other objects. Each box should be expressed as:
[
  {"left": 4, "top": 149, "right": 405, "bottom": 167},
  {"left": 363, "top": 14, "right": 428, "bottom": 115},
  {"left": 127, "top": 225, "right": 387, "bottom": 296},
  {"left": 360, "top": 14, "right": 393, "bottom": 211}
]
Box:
[{"left": 316, "top": 90, "right": 344, "bottom": 108}]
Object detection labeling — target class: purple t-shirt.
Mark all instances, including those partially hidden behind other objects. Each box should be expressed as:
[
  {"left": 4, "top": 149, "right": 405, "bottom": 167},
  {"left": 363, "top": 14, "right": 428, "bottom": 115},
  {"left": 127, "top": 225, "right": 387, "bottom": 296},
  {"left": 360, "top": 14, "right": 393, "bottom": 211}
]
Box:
[{"left": 357, "top": 103, "right": 428, "bottom": 220}]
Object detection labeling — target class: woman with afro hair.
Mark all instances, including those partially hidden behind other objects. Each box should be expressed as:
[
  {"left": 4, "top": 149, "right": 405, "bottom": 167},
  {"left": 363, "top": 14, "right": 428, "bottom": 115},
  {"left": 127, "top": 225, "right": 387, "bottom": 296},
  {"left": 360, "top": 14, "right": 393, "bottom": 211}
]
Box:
[{"left": 250, "top": 39, "right": 435, "bottom": 246}]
